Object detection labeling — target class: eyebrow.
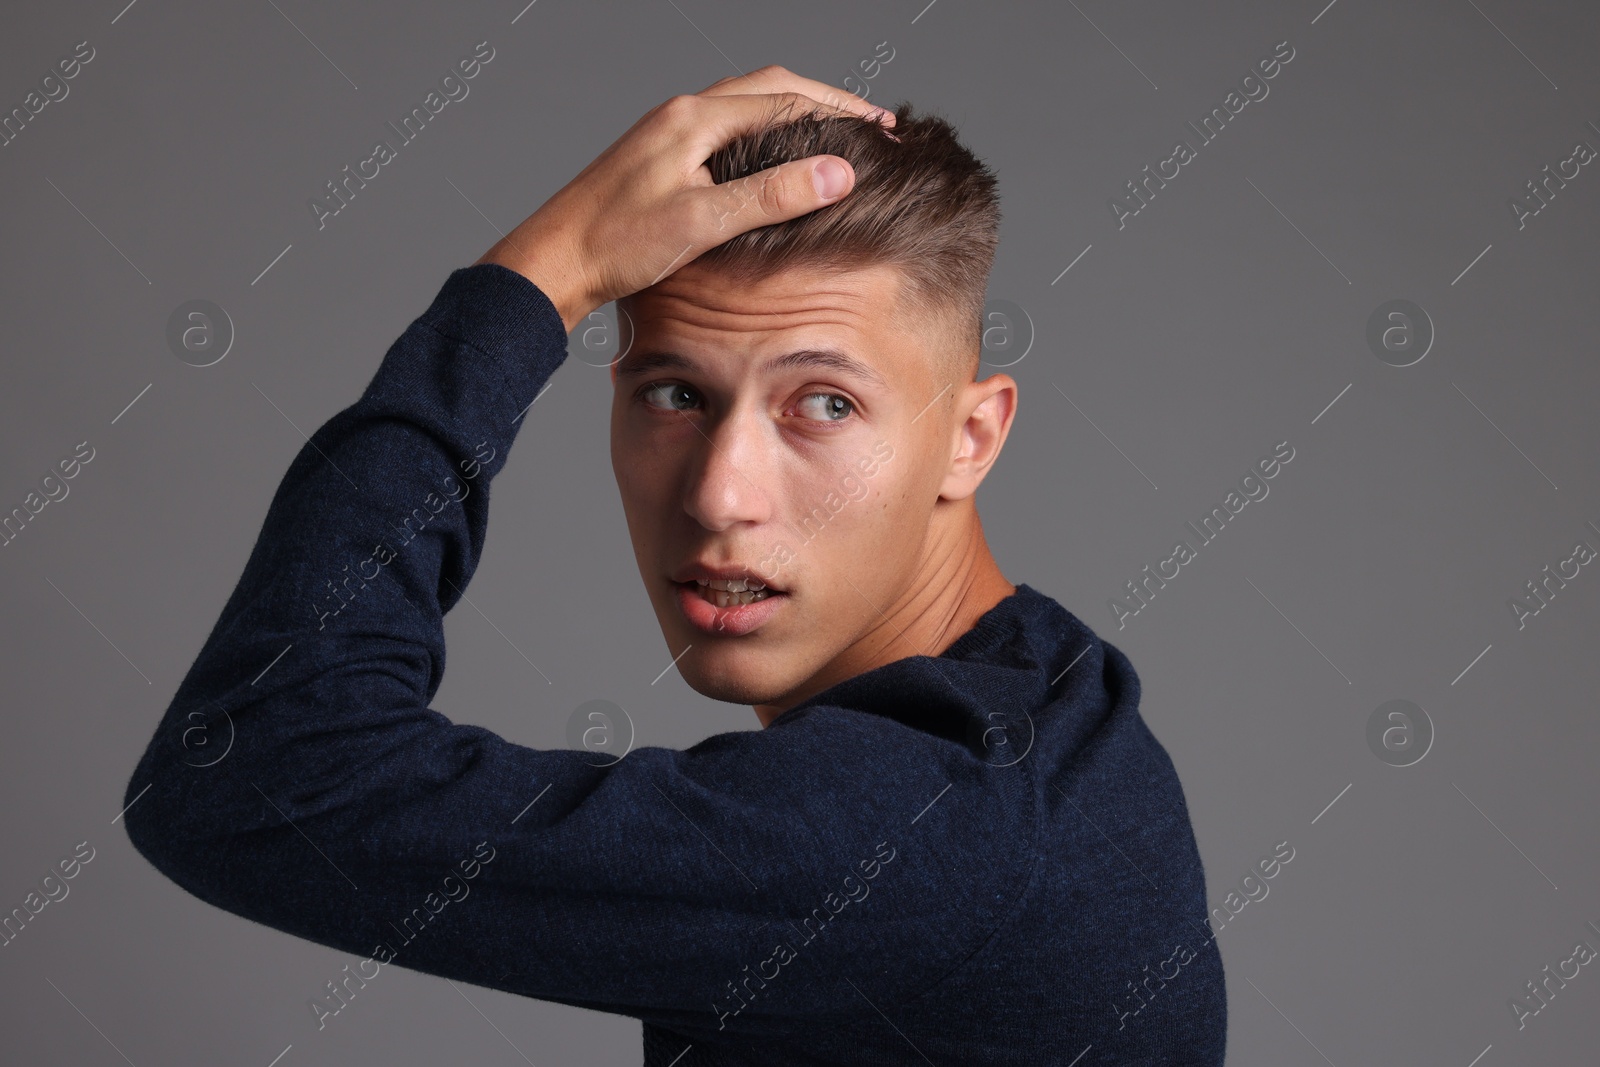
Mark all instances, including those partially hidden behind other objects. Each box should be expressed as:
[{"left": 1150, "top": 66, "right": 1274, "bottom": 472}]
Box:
[{"left": 614, "top": 348, "right": 889, "bottom": 391}]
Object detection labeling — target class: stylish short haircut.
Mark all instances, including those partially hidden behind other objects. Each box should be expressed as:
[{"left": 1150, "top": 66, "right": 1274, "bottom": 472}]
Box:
[{"left": 688, "top": 100, "right": 1002, "bottom": 385}]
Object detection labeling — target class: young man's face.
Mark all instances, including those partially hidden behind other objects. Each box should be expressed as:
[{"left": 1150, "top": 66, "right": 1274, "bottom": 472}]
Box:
[{"left": 609, "top": 260, "right": 970, "bottom": 714}]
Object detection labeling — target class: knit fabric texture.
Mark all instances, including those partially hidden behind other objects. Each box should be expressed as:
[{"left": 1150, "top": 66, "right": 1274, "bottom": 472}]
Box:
[{"left": 122, "top": 263, "right": 1227, "bottom": 1065}]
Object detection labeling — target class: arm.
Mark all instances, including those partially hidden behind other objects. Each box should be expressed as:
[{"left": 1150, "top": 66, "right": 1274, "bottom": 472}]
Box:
[{"left": 121, "top": 69, "right": 990, "bottom": 1035}]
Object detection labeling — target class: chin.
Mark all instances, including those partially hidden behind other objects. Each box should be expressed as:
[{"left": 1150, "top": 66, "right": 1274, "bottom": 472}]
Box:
[{"left": 675, "top": 652, "right": 794, "bottom": 707}]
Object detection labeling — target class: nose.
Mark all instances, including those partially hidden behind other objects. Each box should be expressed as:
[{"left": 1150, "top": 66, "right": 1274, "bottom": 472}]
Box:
[{"left": 680, "top": 406, "right": 774, "bottom": 533}]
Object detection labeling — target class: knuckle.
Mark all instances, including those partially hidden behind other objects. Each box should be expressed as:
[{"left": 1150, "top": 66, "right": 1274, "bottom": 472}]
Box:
[
  {"left": 767, "top": 91, "right": 811, "bottom": 121},
  {"left": 813, "top": 88, "right": 848, "bottom": 110},
  {"left": 754, "top": 170, "right": 788, "bottom": 215},
  {"left": 658, "top": 93, "right": 698, "bottom": 120}
]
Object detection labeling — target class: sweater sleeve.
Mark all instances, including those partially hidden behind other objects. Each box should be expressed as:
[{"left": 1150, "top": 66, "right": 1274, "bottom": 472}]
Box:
[{"left": 119, "top": 264, "right": 1021, "bottom": 1038}]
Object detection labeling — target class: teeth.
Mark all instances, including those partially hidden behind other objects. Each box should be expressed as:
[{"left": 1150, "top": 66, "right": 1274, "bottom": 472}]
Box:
[
  {"left": 694, "top": 577, "right": 766, "bottom": 592},
  {"left": 698, "top": 586, "right": 770, "bottom": 608}
]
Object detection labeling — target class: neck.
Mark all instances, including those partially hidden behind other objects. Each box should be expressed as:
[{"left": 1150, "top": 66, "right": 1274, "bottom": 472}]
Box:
[{"left": 754, "top": 508, "right": 1014, "bottom": 727}]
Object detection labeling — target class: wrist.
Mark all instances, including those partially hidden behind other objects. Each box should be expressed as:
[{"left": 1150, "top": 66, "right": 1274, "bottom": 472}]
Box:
[{"left": 473, "top": 240, "right": 591, "bottom": 334}]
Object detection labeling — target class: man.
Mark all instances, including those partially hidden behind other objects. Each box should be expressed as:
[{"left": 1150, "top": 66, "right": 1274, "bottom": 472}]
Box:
[{"left": 123, "top": 67, "right": 1226, "bottom": 1064}]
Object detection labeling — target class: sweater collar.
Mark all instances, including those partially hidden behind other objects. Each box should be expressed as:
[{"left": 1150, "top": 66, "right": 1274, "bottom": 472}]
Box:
[{"left": 772, "top": 583, "right": 1105, "bottom": 755}]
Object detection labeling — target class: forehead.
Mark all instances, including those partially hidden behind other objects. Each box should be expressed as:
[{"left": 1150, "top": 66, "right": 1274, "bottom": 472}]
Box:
[{"left": 617, "top": 261, "right": 924, "bottom": 370}]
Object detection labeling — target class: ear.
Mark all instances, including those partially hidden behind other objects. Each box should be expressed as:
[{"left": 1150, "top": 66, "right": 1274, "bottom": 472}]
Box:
[{"left": 939, "top": 374, "right": 1017, "bottom": 502}]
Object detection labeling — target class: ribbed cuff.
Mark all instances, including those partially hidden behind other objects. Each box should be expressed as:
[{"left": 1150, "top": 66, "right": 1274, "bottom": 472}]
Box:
[{"left": 415, "top": 262, "right": 571, "bottom": 427}]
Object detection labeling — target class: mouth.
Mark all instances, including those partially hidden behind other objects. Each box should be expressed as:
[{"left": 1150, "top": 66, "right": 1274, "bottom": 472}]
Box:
[
  {"left": 672, "top": 578, "right": 789, "bottom": 636},
  {"left": 679, "top": 577, "right": 777, "bottom": 608}
]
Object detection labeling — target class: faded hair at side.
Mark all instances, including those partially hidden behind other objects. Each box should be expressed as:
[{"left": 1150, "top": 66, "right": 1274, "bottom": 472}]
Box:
[{"left": 691, "top": 99, "right": 1001, "bottom": 384}]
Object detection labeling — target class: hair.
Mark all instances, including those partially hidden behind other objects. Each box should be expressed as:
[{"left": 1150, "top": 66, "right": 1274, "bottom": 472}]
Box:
[{"left": 681, "top": 99, "right": 1001, "bottom": 385}]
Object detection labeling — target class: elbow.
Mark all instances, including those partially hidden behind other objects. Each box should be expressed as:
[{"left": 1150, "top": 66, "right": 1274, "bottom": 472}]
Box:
[
  {"left": 119, "top": 774, "right": 191, "bottom": 885},
  {"left": 119, "top": 741, "right": 227, "bottom": 891},
  {"left": 120, "top": 772, "right": 247, "bottom": 914},
  {"left": 120, "top": 695, "right": 246, "bottom": 879}
]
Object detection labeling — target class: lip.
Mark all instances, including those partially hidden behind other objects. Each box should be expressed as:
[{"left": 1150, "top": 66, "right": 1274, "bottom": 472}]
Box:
[
  {"left": 673, "top": 580, "right": 788, "bottom": 637},
  {"left": 670, "top": 562, "right": 785, "bottom": 592}
]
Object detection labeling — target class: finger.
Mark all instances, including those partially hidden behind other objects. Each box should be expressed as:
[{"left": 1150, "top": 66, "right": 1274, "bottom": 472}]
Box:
[
  {"left": 697, "top": 66, "right": 894, "bottom": 125},
  {"left": 740, "top": 77, "right": 894, "bottom": 125},
  {"left": 690, "top": 154, "right": 855, "bottom": 243},
  {"left": 676, "top": 90, "right": 883, "bottom": 164}
]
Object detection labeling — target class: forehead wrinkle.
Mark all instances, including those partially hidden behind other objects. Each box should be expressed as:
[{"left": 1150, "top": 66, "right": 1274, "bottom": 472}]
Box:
[
  {"left": 614, "top": 346, "right": 889, "bottom": 391},
  {"left": 638, "top": 294, "right": 881, "bottom": 334},
  {"left": 617, "top": 266, "right": 921, "bottom": 385},
  {"left": 631, "top": 263, "right": 910, "bottom": 328}
]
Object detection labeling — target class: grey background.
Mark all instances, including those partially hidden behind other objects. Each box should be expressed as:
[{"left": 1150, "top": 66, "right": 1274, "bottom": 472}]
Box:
[{"left": 2, "top": 0, "right": 1597, "bottom": 1063}]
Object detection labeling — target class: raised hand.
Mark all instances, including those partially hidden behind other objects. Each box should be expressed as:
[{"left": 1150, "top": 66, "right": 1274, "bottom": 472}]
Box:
[{"left": 475, "top": 65, "right": 894, "bottom": 332}]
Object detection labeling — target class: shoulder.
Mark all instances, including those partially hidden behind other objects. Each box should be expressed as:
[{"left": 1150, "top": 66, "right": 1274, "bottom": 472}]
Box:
[{"left": 648, "top": 704, "right": 1041, "bottom": 1005}]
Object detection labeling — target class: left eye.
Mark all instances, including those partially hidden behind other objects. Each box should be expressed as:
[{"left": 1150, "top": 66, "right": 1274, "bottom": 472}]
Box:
[{"left": 794, "top": 393, "right": 854, "bottom": 422}]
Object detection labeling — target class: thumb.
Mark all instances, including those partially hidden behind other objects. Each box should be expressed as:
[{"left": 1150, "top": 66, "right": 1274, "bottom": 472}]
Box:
[
  {"left": 707, "top": 155, "right": 856, "bottom": 238},
  {"left": 808, "top": 156, "right": 854, "bottom": 203}
]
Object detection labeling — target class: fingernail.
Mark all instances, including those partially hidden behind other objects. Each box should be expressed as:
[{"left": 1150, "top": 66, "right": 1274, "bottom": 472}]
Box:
[{"left": 813, "top": 159, "right": 848, "bottom": 199}]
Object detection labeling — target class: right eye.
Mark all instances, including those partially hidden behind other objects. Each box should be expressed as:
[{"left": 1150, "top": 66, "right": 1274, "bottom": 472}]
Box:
[{"left": 638, "top": 382, "right": 702, "bottom": 412}]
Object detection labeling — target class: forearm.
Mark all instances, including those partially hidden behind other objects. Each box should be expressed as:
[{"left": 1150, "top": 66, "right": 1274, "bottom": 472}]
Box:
[{"left": 122, "top": 261, "right": 567, "bottom": 880}]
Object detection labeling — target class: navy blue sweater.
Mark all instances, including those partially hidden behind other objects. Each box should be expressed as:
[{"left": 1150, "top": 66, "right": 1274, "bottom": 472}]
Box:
[{"left": 122, "top": 264, "right": 1226, "bottom": 1065}]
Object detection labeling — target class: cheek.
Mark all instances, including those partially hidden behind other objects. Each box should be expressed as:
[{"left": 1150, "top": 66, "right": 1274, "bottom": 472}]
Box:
[
  {"left": 612, "top": 412, "right": 670, "bottom": 487},
  {"left": 856, "top": 455, "right": 947, "bottom": 562},
  {"left": 799, "top": 463, "right": 902, "bottom": 551},
  {"left": 611, "top": 441, "right": 673, "bottom": 539}
]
